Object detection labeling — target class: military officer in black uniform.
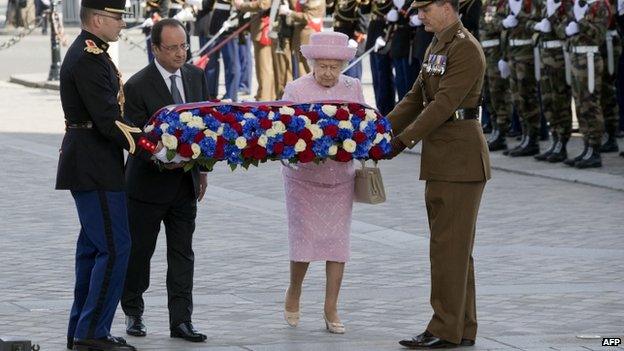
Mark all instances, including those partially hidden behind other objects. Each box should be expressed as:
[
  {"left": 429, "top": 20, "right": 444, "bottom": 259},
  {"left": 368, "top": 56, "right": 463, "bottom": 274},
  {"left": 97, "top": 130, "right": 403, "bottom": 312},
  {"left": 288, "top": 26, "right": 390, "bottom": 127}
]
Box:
[
  {"left": 333, "top": 0, "right": 371, "bottom": 79},
  {"left": 143, "top": 0, "right": 168, "bottom": 63},
  {"left": 56, "top": 1, "right": 167, "bottom": 350}
]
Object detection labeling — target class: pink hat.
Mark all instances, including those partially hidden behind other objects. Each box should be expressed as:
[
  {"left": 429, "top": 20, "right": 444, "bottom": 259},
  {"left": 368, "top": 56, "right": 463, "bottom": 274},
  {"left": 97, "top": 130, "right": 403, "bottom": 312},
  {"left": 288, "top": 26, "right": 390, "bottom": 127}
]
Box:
[{"left": 300, "top": 32, "right": 356, "bottom": 62}]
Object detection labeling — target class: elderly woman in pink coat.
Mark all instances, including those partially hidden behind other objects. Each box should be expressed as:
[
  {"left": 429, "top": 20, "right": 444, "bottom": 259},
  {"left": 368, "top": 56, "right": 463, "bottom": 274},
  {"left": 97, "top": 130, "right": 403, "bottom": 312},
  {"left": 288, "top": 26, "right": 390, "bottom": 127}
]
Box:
[{"left": 281, "top": 32, "right": 366, "bottom": 334}]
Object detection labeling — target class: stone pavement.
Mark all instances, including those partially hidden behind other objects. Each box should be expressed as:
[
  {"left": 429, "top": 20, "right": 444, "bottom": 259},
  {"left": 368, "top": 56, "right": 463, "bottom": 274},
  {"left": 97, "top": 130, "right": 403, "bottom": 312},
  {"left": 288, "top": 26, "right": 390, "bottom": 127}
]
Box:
[{"left": 1, "top": 27, "right": 624, "bottom": 350}]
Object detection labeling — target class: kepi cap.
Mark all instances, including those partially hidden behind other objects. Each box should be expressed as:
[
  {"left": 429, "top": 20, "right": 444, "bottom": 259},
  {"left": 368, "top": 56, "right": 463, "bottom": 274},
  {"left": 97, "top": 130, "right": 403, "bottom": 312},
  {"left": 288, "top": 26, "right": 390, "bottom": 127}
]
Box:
[{"left": 82, "top": 0, "right": 132, "bottom": 14}]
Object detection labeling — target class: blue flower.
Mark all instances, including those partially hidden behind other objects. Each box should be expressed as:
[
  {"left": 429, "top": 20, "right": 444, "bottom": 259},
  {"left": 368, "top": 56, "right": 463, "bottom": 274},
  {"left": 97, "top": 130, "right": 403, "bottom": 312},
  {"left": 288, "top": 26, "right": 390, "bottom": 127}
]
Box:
[
  {"left": 225, "top": 144, "right": 242, "bottom": 164},
  {"left": 289, "top": 116, "right": 306, "bottom": 133},
  {"left": 203, "top": 116, "right": 221, "bottom": 131},
  {"left": 222, "top": 124, "right": 239, "bottom": 140},
  {"left": 312, "top": 136, "right": 332, "bottom": 158},
  {"left": 282, "top": 146, "right": 296, "bottom": 159},
  {"left": 337, "top": 128, "right": 353, "bottom": 141},
  {"left": 199, "top": 137, "right": 216, "bottom": 157},
  {"left": 180, "top": 127, "right": 199, "bottom": 144}
]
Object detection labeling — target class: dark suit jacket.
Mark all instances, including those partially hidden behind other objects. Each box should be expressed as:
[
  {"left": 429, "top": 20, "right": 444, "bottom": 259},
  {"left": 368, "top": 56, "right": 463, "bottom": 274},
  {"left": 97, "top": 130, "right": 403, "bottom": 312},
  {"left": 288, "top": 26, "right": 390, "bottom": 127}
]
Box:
[{"left": 124, "top": 62, "right": 209, "bottom": 204}]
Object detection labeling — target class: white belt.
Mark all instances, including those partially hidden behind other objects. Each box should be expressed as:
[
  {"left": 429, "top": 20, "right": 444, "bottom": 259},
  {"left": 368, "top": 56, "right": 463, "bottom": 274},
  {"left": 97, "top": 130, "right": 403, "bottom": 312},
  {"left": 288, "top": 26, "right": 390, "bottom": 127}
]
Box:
[
  {"left": 571, "top": 46, "right": 599, "bottom": 54},
  {"left": 481, "top": 39, "right": 500, "bottom": 48},
  {"left": 213, "top": 3, "right": 231, "bottom": 10},
  {"left": 170, "top": 3, "right": 183, "bottom": 9},
  {"left": 541, "top": 40, "right": 563, "bottom": 49},
  {"left": 607, "top": 30, "right": 619, "bottom": 38},
  {"left": 509, "top": 39, "right": 532, "bottom": 47},
  {"left": 606, "top": 30, "right": 618, "bottom": 75}
]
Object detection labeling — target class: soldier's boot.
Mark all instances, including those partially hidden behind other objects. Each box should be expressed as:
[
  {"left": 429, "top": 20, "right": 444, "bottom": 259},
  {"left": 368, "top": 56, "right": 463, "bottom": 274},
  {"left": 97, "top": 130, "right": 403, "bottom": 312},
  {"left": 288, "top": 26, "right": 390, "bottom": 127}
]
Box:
[
  {"left": 574, "top": 146, "right": 602, "bottom": 168},
  {"left": 534, "top": 133, "right": 559, "bottom": 161},
  {"left": 620, "top": 151, "right": 624, "bottom": 157},
  {"left": 488, "top": 129, "right": 508, "bottom": 151},
  {"left": 509, "top": 133, "right": 539, "bottom": 157},
  {"left": 564, "top": 141, "right": 588, "bottom": 166},
  {"left": 546, "top": 137, "right": 568, "bottom": 163},
  {"left": 599, "top": 133, "right": 620, "bottom": 153},
  {"left": 504, "top": 134, "right": 526, "bottom": 156}
]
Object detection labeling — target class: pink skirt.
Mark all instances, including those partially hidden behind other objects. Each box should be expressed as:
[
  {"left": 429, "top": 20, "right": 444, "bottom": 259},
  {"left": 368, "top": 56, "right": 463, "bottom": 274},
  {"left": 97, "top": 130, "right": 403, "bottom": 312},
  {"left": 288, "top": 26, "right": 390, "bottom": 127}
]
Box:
[{"left": 282, "top": 163, "right": 354, "bottom": 263}]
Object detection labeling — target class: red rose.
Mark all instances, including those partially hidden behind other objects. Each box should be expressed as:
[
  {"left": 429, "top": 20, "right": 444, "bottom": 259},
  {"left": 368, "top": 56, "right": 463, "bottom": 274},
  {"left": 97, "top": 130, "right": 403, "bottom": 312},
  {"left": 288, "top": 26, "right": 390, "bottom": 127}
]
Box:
[
  {"left": 242, "top": 147, "right": 254, "bottom": 159},
  {"left": 355, "top": 109, "right": 367, "bottom": 118},
  {"left": 259, "top": 105, "right": 271, "bottom": 112},
  {"left": 174, "top": 130, "right": 183, "bottom": 138},
  {"left": 225, "top": 113, "right": 237, "bottom": 124},
  {"left": 306, "top": 111, "right": 319, "bottom": 124},
  {"left": 298, "top": 148, "right": 315, "bottom": 163},
  {"left": 347, "top": 103, "right": 361, "bottom": 113},
  {"left": 259, "top": 118, "right": 273, "bottom": 130},
  {"left": 239, "top": 106, "right": 251, "bottom": 113},
  {"left": 193, "top": 133, "right": 204, "bottom": 143},
  {"left": 253, "top": 146, "right": 268, "bottom": 160},
  {"left": 376, "top": 124, "right": 386, "bottom": 133},
  {"left": 353, "top": 131, "right": 367, "bottom": 144},
  {"left": 231, "top": 123, "right": 243, "bottom": 134},
  {"left": 199, "top": 107, "right": 213, "bottom": 115},
  {"left": 214, "top": 144, "right": 225, "bottom": 159},
  {"left": 369, "top": 145, "right": 383, "bottom": 160},
  {"left": 298, "top": 128, "right": 313, "bottom": 142},
  {"left": 280, "top": 114, "right": 292, "bottom": 125},
  {"left": 178, "top": 143, "right": 193, "bottom": 158},
  {"left": 294, "top": 108, "right": 306, "bottom": 116},
  {"left": 323, "top": 124, "right": 339, "bottom": 138},
  {"left": 216, "top": 136, "right": 226, "bottom": 148},
  {"left": 335, "top": 108, "right": 350, "bottom": 121},
  {"left": 273, "top": 142, "right": 284, "bottom": 155},
  {"left": 283, "top": 131, "right": 298, "bottom": 146},
  {"left": 335, "top": 149, "right": 353, "bottom": 162},
  {"left": 247, "top": 137, "right": 258, "bottom": 148},
  {"left": 213, "top": 111, "right": 224, "bottom": 121}
]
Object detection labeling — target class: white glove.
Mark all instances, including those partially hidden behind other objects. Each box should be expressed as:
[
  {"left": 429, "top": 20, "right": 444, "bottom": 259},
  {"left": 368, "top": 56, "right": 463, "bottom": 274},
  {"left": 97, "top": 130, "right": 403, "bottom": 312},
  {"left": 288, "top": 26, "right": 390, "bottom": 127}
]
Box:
[
  {"left": 126, "top": 0, "right": 131, "bottom": 7},
  {"left": 348, "top": 39, "right": 358, "bottom": 48},
  {"left": 374, "top": 36, "right": 387, "bottom": 51},
  {"left": 546, "top": 0, "right": 562, "bottom": 16},
  {"left": 565, "top": 21, "right": 579, "bottom": 36},
  {"left": 534, "top": 18, "right": 552, "bottom": 32},
  {"left": 153, "top": 147, "right": 170, "bottom": 163},
  {"left": 509, "top": 0, "right": 523, "bottom": 16},
  {"left": 171, "top": 154, "right": 191, "bottom": 163},
  {"left": 573, "top": 0, "right": 588, "bottom": 21},
  {"left": 409, "top": 14, "right": 423, "bottom": 26},
  {"left": 141, "top": 17, "right": 154, "bottom": 28},
  {"left": 393, "top": 0, "right": 406, "bottom": 8},
  {"left": 279, "top": 4, "right": 292, "bottom": 15},
  {"left": 502, "top": 14, "right": 518, "bottom": 28},
  {"left": 173, "top": 8, "right": 195, "bottom": 22},
  {"left": 386, "top": 8, "right": 399, "bottom": 22},
  {"left": 498, "top": 59, "right": 511, "bottom": 79}
]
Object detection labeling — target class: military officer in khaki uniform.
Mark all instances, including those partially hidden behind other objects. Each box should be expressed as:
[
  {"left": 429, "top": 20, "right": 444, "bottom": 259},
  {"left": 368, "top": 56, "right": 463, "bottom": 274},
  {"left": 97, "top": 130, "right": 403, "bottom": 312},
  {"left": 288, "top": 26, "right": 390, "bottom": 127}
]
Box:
[
  {"left": 279, "top": 0, "right": 325, "bottom": 77},
  {"left": 385, "top": 0, "right": 490, "bottom": 348},
  {"left": 234, "top": 0, "right": 276, "bottom": 100}
]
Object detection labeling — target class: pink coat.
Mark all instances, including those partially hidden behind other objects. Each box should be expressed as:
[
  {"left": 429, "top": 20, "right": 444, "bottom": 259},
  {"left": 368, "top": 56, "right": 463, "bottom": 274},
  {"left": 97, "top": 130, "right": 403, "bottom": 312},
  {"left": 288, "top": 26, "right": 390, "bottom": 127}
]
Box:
[{"left": 281, "top": 73, "right": 366, "bottom": 263}]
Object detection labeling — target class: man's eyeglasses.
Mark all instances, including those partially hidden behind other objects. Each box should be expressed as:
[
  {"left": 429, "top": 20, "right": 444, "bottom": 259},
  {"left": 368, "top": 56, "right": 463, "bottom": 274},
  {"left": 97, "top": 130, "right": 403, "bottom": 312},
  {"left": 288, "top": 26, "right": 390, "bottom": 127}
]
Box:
[
  {"left": 95, "top": 13, "right": 124, "bottom": 22},
  {"left": 159, "top": 43, "right": 190, "bottom": 52}
]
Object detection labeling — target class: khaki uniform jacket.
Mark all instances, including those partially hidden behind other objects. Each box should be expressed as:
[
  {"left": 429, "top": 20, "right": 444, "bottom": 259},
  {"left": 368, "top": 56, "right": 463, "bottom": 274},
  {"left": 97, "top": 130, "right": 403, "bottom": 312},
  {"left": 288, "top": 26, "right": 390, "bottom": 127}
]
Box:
[
  {"left": 288, "top": 0, "right": 325, "bottom": 40},
  {"left": 238, "top": 0, "right": 271, "bottom": 42},
  {"left": 388, "top": 20, "right": 491, "bottom": 182}
]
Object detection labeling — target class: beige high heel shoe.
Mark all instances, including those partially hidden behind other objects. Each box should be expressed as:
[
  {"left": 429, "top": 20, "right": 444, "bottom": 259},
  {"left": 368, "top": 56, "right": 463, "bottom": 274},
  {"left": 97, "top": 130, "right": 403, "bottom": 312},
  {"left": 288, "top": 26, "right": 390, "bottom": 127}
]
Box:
[
  {"left": 323, "top": 314, "right": 345, "bottom": 334},
  {"left": 284, "top": 290, "right": 300, "bottom": 327}
]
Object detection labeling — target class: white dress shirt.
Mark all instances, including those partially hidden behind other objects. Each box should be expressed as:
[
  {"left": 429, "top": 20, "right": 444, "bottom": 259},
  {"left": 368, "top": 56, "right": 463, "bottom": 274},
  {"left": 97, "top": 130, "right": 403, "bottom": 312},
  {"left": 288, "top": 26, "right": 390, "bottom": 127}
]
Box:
[{"left": 154, "top": 59, "right": 186, "bottom": 103}]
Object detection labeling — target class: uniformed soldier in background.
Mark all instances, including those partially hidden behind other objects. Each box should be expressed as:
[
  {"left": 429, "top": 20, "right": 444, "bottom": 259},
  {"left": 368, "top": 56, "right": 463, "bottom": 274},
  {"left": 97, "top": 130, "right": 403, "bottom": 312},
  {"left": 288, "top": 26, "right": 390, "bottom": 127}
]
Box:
[
  {"left": 233, "top": 0, "right": 276, "bottom": 100},
  {"left": 564, "top": 0, "right": 610, "bottom": 168},
  {"left": 280, "top": 0, "right": 325, "bottom": 77},
  {"left": 56, "top": 1, "right": 168, "bottom": 350},
  {"left": 500, "top": 0, "right": 542, "bottom": 156},
  {"left": 273, "top": 0, "right": 295, "bottom": 98},
  {"left": 385, "top": 0, "right": 489, "bottom": 347},
  {"left": 363, "top": 0, "right": 396, "bottom": 115},
  {"left": 481, "top": 0, "right": 512, "bottom": 151},
  {"left": 532, "top": 0, "right": 574, "bottom": 162},
  {"left": 387, "top": 0, "right": 417, "bottom": 101},
  {"left": 332, "top": 0, "right": 371, "bottom": 79},
  {"left": 459, "top": 0, "right": 481, "bottom": 37},
  {"left": 599, "top": 0, "right": 622, "bottom": 153}
]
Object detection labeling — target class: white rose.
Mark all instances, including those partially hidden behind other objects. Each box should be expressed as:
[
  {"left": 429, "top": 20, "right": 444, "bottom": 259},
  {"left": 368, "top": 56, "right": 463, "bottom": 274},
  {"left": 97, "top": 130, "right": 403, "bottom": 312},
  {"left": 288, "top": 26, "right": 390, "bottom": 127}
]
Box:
[
  {"left": 272, "top": 121, "right": 286, "bottom": 134},
  {"left": 244, "top": 112, "right": 255, "bottom": 119},
  {"left": 373, "top": 133, "right": 384, "bottom": 144},
  {"left": 187, "top": 116, "right": 206, "bottom": 129},
  {"left": 204, "top": 129, "right": 218, "bottom": 140},
  {"left": 294, "top": 139, "right": 307, "bottom": 152},
  {"left": 268, "top": 111, "right": 275, "bottom": 119},
  {"left": 266, "top": 128, "right": 277, "bottom": 138},
  {"left": 217, "top": 125, "right": 224, "bottom": 135},
  {"left": 322, "top": 105, "right": 337, "bottom": 116},
  {"left": 144, "top": 124, "right": 154, "bottom": 133},
  {"left": 160, "top": 123, "right": 170, "bottom": 132},
  {"left": 365, "top": 109, "right": 377, "bottom": 121},
  {"left": 279, "top": 106, "right": 295, "bottom": 115},
  {"left": 328, "top": 145, "right": 338, "bottom": 156},
  {"left": 161, "top": 133, "right": 178, "bottom": 150},
  {"left": 338, "top": 120, "right": 354, "bottom": 130},
  {"left": 191, "top": 143, "right": 201, "bottom": 159},
  {"left": 179, "top": 111, "right": 193, "bottom": 123},
  {"left": 384, "top": 134, "right": 392, "bottom": 142},
  {"left": 258, "top": 135, "right": 268, "bottom": 147},
  {"left": 235, "top": 136, "right": 247, "bottom": 149},
  {"left": 359, "top": 121, "right": 369, "bottom": 131},
  {"left": 301, "top": 116, "right": 312, "bottom": 126},
  {"left": 308, "top": 125, "right": 323, "bottom": 140},
  {"left": 343, "top": 139, "right": 357, "bottom": 153}
]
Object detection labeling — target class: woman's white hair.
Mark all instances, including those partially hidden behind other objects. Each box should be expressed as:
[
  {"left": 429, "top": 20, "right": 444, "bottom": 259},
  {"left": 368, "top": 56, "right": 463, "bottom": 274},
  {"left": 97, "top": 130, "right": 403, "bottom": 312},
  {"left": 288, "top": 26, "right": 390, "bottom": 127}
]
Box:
[{"left": 308, "top": 59, "right": 349, "bottom": 71}]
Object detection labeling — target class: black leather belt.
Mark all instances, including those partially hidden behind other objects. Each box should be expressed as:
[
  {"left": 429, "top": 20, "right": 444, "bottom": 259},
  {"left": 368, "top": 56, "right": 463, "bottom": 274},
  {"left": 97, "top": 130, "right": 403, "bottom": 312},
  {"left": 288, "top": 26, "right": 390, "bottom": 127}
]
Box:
[
  {"left": 447, "top": 108, "right": 479, "bottom": 122},
  {"left": 65, "top": 121, "right": 94, "bottom": 129}
]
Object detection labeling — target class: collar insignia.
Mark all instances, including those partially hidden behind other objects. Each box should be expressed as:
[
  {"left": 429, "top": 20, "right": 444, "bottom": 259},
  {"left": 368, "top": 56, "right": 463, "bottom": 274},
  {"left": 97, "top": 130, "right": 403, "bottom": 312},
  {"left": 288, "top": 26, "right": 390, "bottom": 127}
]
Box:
[{"left": 84, "top": 39, "right": 103, "bottom": 55}]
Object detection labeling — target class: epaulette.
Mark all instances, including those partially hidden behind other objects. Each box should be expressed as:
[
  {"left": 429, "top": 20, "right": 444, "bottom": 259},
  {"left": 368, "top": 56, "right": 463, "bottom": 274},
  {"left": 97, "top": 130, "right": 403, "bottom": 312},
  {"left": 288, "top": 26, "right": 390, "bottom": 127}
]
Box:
[
  {"left": 456, "top": 29, "right": 466, "bottom": 39},
  {"left": 84, "top": 40, "right": 103, "bottom": 55}
]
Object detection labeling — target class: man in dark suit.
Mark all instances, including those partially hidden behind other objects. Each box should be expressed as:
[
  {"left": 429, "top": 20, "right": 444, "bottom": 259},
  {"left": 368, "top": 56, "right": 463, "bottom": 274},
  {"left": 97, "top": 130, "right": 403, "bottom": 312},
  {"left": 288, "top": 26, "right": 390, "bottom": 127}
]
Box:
[{"left": 120, "top": 18, "right": 209, "bottom": 342}]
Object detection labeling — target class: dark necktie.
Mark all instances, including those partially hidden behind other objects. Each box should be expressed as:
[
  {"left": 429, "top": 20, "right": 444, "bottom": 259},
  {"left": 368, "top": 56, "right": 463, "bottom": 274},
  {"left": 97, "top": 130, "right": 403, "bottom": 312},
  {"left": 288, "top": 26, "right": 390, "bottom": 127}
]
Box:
[{"left": 170, "top": 75, "right": 184, "bottom": 104}]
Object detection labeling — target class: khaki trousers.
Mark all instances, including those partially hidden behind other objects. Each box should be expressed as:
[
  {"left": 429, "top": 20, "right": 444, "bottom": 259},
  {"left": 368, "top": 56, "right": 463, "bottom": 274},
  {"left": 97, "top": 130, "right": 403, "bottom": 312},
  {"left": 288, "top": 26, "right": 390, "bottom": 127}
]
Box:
[
  {"left": 253, "top": 40, "right": 276, "bottom": 101},
  {"left": 272, "top": 38, "right": 293, "bottom": 99},
  {"left": 424, "top": 180, "right": 486, "bottom": 344}
]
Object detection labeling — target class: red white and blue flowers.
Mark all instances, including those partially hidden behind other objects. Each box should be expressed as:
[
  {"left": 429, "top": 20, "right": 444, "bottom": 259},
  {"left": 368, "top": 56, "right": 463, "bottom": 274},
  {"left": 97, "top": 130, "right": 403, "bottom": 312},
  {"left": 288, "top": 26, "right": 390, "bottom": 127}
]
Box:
[{"left": 144, "top": 101, "right": 393, "bottom": 171}]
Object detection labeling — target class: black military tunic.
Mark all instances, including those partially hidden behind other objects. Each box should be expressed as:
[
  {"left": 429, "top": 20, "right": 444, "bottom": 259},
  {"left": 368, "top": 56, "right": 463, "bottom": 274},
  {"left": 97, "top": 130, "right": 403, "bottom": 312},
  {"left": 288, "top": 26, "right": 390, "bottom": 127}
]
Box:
[{"left": 56, "top": 30, "right": 154, "bottom": 191}]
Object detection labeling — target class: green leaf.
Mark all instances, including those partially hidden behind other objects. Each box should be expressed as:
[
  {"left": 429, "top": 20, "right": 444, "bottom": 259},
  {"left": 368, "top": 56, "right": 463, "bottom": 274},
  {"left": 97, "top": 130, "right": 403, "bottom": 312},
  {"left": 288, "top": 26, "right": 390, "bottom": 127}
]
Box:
[
  {"left": 229, "top": 163, "right": 238, "bottom": 171},
  {"left": 166, "top": 149, "right": 176, "bottom": 161},
  {"left": 183, "top": 162, "right": 194, "bottom": 172}
]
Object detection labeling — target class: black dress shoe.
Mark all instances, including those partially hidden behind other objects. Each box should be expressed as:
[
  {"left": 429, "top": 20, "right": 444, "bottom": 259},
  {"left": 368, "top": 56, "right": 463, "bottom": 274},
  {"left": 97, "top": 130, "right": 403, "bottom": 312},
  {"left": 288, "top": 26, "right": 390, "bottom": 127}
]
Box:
[
  {"left": 459, "top": 339, "right": 475, "bottom": 346},
  {"left": 73, "top": 335, "right": 136, "bottom": 351},
  {"left": 170, "top": 322, "right": 207, "bottom": 342},
  {"left": 400, "top": 331, "right": 459, "bottom": 349},
  {"left": 125, "top": 315, "right": 146, "bottom": 337},
  {"left": 67, "top": 336, "right": 73, "bottom": 350}
]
